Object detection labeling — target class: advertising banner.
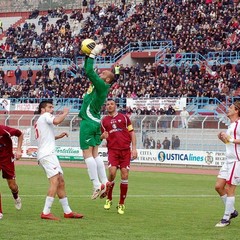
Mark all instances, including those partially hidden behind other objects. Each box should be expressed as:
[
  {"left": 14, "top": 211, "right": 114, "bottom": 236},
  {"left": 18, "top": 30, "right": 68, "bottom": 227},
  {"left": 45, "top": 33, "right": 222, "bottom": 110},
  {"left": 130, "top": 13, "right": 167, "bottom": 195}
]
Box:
[
  {"left": 15, "top": 103, "right": 39, "bottom": 111},
  {"left": 55, "top": 146, "right": 84, "bottom": 161},
  {"left": 98, "top": 148, "right": 225, "bottom": 166},
  {"left": 0, "top": 98, "right": 10, "bottom": 111},
  {"left": 126, "top": 97, "right": 187, "bottom": 110},
  {"left": 19, "top": 146, "right": 84, "bottom": 161},
  {"left": 16, "top": 146, "right": 226, "bottom": 166}
]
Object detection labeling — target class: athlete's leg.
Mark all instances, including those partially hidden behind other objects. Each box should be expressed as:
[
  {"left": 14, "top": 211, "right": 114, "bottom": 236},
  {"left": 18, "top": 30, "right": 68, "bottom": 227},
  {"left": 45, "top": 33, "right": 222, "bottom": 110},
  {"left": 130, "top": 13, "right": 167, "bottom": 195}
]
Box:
[
  {"left": 119, "top": 168, "right": 129, "bottom": 205},
  {"left": 107, "top": 166, "right": 117, "bottom": 201},
  {"left": 83, "top": 147, "right": 101, "bottom": 189},
  {"left": 42, "top": 174, "right": 59, "bottom": 214},
  {"left": 6, "top": 179, "right": 19, "bottom": 200},
  {"left": 93, "top": 146, "right": 108, "bottom": 184},
  {"left": 215, "top": 178, "right": 227, "bottom": 204},
  {"left": 222, "top": 184, "right": 236, "bottom": 221},
  {"left": 56, "top": 174, "right": 72, "bottom": 214}
]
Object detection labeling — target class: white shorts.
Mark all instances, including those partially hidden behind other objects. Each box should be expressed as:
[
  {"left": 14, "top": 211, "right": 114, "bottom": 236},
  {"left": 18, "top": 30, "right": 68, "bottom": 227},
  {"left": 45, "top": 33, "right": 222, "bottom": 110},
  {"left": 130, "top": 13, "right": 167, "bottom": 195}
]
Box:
[
  {"left": 38, "top": 154, "right": 63, "bottom": 179},
  {"left": 218, "top": 161, "right": 240, "bottom": 185}
]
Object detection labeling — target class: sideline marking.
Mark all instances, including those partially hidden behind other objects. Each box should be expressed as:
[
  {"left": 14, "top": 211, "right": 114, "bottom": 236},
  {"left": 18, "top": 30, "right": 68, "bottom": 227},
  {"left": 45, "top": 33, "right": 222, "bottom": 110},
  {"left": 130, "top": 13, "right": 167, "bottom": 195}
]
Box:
[{"left": 0, "top": 194, "right": 220, "bottom": 198}]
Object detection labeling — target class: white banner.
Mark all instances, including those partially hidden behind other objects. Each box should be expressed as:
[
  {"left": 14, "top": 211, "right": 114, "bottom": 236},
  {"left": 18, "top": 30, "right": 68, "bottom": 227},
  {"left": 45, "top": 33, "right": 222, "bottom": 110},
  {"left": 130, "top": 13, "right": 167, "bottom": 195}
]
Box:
[
  {"left": 214, "top": 152, "right": 226, "bottom": 166},
  {"left": 15, "top": 103, "right": 39, "bottom": 111},
  {"left": 18, "top": 146, "right": 84, "bottom": 161},
  {"left": 0, "top": 98, "right": 10, "bottom": 111},
  {"left": 16, "top": 146, "right": 226, "bottom": 166},
  {"left": 126, "top": 97, "right": 187, "bottom": 110},
  {"left": 98, "top": 148, "right": 225, "bottom": 166}
]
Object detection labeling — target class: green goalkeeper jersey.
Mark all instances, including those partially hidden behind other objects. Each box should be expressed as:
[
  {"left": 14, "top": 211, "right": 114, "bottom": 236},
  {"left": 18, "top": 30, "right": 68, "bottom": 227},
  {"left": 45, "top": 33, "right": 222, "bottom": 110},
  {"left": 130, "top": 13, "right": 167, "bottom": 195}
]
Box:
[{"left": 79, "top": 57, "right": 110, "bottom": 123}]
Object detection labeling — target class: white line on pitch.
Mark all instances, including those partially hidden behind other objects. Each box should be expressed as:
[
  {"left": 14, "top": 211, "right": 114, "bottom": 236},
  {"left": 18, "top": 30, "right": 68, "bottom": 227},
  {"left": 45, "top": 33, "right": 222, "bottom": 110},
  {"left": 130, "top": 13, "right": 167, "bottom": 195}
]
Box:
[{"left": 0, "top": 194, "right": 221, "bottom": 198}]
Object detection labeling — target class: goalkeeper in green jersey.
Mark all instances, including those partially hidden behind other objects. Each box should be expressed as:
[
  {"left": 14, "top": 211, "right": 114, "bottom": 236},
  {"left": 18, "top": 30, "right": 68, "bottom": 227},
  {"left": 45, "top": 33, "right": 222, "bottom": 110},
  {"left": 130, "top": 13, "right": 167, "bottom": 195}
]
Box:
[{"left": 79, "top": 43, "right": 114, "bottom": 200}]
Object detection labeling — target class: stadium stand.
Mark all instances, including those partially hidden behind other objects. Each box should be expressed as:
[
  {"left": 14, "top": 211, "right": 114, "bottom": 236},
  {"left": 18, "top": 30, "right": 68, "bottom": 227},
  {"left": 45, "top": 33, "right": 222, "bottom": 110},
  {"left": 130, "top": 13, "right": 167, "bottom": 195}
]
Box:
[{"left": 0, "top": 1, "right": 239, "bottom": 121}]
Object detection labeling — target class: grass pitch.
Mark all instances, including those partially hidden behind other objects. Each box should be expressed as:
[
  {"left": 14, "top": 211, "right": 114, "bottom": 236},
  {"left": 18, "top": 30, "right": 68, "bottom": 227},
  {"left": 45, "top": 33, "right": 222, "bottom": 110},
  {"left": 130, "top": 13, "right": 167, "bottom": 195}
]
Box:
[{"left": 0, "top": 165, "right": 239, "bottom": 240}]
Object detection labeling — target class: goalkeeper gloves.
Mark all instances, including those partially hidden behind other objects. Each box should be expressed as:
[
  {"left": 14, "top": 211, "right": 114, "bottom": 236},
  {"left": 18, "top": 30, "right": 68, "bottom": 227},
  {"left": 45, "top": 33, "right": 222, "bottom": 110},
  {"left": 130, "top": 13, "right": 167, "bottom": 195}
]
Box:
[{"left": 89, "top": 44, "right": 103, "bottom": 58}]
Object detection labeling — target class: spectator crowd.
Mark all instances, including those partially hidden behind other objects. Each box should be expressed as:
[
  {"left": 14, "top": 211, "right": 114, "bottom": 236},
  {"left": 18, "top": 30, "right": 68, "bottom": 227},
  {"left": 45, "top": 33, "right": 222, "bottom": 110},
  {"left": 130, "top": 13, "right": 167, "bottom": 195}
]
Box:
[{"left": 0, "top": 0, "right": 239, "bottom": 114}]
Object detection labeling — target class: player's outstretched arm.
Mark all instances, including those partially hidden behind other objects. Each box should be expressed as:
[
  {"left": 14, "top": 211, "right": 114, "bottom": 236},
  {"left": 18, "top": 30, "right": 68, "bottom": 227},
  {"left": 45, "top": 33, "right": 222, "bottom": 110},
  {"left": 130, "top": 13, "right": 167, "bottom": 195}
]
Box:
[
  {"left": 55, "top": 132, "right": 68, "bottom": 140},
  {"left": 53, "top": 108, "right": 69, "bottom": 125},
  {"left": 84, "top": 44, "right": 106, "bottom": 88}
]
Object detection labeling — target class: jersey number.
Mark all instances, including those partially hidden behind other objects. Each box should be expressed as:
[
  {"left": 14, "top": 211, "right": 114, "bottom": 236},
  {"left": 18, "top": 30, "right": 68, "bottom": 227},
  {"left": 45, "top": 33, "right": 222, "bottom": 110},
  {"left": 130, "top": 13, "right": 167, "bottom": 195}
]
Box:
[{"left": 34, "top": 123, "right": 39, "bottom": 139}]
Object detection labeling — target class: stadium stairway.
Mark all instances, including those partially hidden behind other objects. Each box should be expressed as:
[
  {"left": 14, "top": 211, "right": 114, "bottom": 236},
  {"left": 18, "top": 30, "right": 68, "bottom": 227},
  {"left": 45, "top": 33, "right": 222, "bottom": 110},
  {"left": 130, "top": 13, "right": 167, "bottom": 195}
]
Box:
[
  {"left": 19, "top": 11, "right": 90, "bottom": 37},
  {"left": 21, "top": 15, "right": 63, "bottom": 35},
  {"left": 184, "top": 98, "right": 229, "bottom": 128},
  {"left": 0, "top": 16, "right": 27, "bottom": 42}
]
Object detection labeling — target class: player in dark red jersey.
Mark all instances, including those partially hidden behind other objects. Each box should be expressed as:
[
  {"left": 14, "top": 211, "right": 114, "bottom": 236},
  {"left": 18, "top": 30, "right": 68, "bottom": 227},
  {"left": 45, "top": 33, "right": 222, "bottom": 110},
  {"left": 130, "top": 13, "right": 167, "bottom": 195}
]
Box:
[
  {"left": 101, "top": 99, "right": 138, "bottom": 214},
  {"left": 0, "top": 125, "right": 23, "bottom": 219}
]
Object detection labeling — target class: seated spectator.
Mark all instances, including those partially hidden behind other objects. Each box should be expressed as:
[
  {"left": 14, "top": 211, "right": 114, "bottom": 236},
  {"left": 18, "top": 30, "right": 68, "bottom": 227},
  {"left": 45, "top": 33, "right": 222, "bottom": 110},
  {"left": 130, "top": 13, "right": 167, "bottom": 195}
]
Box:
[{"left": 29, "top": 9, "right": 39, "bottom": 19}]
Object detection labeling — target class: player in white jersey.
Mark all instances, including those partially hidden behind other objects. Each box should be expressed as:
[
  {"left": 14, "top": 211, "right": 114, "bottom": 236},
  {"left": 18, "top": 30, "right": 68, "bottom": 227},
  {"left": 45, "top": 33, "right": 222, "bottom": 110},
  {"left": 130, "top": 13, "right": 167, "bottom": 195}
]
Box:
[
  {"left": 35, "top": 100, "right": 83, "bottom": 220},
  {"left": 36, "top": 111, "right": 56, "bottom": 160},
  {"left": 215, "top": 101, "right": 240, "bottom": 227}
]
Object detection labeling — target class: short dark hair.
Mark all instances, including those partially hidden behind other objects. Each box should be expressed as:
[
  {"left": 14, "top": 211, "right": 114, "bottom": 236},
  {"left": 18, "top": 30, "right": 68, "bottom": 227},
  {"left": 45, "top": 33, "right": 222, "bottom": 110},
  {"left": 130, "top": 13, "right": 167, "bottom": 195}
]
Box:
[
  {"left": 37, "top": 100, "right": 53, "bottom": 114},
  {"left": 107, "top": 98, "right": 116, "bottom": 102},
  {"left": 233, "top": 101, "right": 240, "bottom": 116}
]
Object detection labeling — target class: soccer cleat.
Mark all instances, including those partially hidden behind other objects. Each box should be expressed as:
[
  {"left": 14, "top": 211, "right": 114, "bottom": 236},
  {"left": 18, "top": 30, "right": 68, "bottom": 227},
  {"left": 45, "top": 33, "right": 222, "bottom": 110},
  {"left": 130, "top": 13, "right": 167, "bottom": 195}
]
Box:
[
  {"left": 100, "top": 182, "right": 112, "bottom": 199},
  {"left": 117, "top": 204, "right": 125, "bottom": 215},
  {"left": 64, "top": 212, "right": 84, "bottom": 219},
  {"left": 41, "top": 212, "right": 60, "bottom": 220},
  {"left": 14, "top": 197, "right": 22, "bottom": 210},
  {"left": 230, "top": 210, "right": 238, "bottom": 219},
  {"left": 91, "top": 184, "right": 105, "bottom": 200},
  {"left": 104, "top": 199, "right": 112, "bottom": 210},
  {"left": 0, "top": 213, "right": 3, "bottom": 220},
  {"left": 215, "top": 219, "right": 230, "bottom": 227}
]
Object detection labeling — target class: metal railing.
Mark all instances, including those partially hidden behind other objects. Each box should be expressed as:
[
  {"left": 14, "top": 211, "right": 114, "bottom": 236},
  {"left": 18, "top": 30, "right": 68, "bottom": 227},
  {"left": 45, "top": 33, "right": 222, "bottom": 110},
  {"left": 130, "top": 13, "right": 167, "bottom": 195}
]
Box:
[
  {"left": 3, "top": 97, "right": 83, "bottom": 112},
  {"left": 0, "top": 113, "right": 227, "bottom": 152},
  {"left": 156, "top": 52, "right": 207, "bottom": 67},
  {"left": 207, "top": 51, "right": 240, "bottom": 65},
  {"left": 1, "top": 49, "right": 238, "bottom": 72},
  {"left": 76, "top": 40, "right": 173, "bottom": 66},
  {"left": 155, "top": 51, "right": 240, "bottom": 67},
  {"left": 0, "top": 57, "right": 74, "bottom": 70},
  {"left": 1, "top": 96, "right": 239, "bottom": 114}
]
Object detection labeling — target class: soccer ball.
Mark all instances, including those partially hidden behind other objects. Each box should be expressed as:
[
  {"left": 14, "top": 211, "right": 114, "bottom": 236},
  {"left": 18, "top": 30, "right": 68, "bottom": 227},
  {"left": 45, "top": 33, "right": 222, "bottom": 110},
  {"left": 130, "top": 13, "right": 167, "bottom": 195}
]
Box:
[{"left": 81, "top": 38, "right": 96, "bottom": 55}]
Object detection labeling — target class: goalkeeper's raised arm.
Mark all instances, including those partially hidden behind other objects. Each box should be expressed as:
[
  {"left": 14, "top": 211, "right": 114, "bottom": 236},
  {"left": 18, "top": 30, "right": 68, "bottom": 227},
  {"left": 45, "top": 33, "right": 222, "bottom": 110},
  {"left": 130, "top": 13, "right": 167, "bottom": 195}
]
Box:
[{"left": 84, "top": 43, "right": 114, "bottom": 90}]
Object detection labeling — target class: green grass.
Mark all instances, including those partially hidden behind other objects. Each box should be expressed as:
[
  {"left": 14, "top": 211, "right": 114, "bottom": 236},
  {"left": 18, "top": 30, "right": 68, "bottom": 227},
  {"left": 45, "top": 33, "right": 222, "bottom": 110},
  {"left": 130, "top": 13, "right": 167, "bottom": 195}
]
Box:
[{"left": 0, "top": 165, "right": 240, "bottom": 240}]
